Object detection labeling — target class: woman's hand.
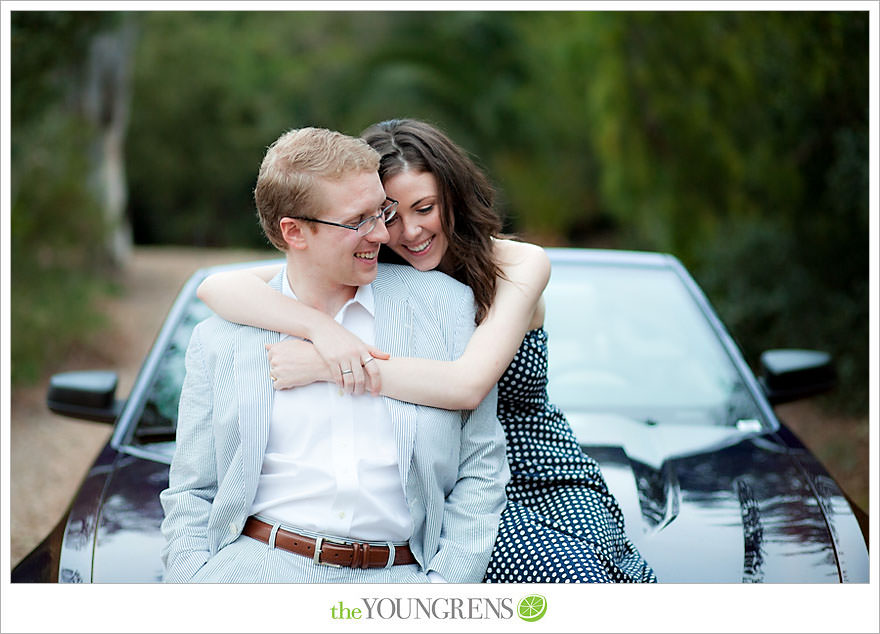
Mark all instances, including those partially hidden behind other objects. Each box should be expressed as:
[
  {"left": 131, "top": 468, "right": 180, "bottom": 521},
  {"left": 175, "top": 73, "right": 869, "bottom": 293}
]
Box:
[
  {"left": 266, "top": 330, "right": 389, "bottom": 395},
  {"left": 305, "top": 320, "right": 389, "bottom": 395}
]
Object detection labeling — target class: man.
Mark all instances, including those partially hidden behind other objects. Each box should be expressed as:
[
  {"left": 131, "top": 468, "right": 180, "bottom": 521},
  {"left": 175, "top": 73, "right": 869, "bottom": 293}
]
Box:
[{"left": 160, "top": 127, "right": 509, "bottom": 583}]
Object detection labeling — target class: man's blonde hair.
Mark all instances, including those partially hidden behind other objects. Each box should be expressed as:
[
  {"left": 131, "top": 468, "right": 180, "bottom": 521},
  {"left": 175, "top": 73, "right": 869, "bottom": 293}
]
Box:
[{"left": 255, "top": 127, "right": 380, "bottom": 250}]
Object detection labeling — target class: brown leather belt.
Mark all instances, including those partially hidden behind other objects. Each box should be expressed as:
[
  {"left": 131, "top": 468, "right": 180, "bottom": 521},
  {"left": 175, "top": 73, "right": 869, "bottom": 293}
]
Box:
[{"left": 242, "top": 517, "right": 416, "bottom": 569}]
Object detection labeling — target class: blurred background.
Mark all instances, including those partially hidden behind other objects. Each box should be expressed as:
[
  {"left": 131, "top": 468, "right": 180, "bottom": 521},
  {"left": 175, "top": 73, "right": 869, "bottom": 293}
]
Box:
[{"left": 9, "top": 9, "right": 870, "bottom": 551}]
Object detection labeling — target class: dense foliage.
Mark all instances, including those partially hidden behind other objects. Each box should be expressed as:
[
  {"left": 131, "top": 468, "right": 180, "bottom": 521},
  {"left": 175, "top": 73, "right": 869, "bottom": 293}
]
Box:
[
  {"left": 11, "top": 12, "right": 119, "bottom": 382},
  {"left": 11, "top": 10, "right": 869, "bottom": 414}
]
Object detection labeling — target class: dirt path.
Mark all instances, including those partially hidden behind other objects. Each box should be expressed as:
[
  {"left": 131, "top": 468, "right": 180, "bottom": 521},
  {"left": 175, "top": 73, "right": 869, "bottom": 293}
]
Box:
[
  {"left": 8, "top": 245, "right": 869, "bottom": 568},
  {"left": 9, "top": 246, "right": 275, "bottom": 566}
]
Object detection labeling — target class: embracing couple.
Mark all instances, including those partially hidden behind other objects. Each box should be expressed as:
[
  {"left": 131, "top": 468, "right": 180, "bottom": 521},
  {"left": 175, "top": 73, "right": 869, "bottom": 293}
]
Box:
[{"left": 159, "top": 119, "right": 656, "bottom": 584}]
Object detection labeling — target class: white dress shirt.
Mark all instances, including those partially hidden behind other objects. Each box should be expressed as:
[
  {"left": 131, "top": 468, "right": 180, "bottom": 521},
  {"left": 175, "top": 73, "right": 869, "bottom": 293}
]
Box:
[{"left": 249, "top": 270, "right": 412, "bottom": 543}]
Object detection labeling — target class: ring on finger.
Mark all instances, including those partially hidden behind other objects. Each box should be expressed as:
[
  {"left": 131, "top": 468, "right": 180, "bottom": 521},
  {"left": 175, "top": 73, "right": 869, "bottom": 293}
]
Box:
[
  {"left": 341, "top": 369, "right": 353, "bottom": 375},
  {"left": 362, "top": 358, "right": 374, "bottom": 366}
]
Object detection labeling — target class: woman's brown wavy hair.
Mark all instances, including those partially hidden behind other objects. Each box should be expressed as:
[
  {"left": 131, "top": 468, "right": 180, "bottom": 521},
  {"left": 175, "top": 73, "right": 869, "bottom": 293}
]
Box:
[{"left": 361, "top": 119, "right": 504, "bottom": 324}]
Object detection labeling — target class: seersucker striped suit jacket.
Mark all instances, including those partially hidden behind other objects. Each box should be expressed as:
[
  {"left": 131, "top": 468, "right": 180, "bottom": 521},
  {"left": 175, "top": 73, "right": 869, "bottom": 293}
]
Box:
[{"left": 159, "top": 263, "right": 510, "bottom": 583}]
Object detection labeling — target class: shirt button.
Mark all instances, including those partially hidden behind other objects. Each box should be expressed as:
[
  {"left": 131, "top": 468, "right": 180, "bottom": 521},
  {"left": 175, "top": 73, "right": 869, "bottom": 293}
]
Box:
[
  {"left": 228, "top": 522, "right": 238, "bottom": 535},
  {"left": 338, "top": 512, "right": 345, "bottom": 519}
]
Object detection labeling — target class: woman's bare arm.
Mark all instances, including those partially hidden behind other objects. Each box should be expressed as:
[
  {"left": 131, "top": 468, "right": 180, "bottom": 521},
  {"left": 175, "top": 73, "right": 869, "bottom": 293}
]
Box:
[
  {"left": 373, "top": 240, "right": 551, "bottom": 409},
  {"left": 201, "top": 241, "right": 550, "bottom": 409},
  {"left": 197, "top": 265, "right": 388, "bottom": 394}
]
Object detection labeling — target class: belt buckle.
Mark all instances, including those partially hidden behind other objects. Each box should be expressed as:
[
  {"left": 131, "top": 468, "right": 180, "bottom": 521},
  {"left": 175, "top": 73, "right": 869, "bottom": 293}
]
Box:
[{"left": 313, "top": 535, "right": 347, "bottom": 568}]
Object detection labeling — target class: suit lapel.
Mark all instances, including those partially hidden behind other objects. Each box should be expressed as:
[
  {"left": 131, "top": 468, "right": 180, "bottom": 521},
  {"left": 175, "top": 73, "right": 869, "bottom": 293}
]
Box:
[
  {"left": 235, "top": 269, "right": 284, "bottom": 502},
  {"left": 373, "top": 269, "right": 418, "bottom": 489}
]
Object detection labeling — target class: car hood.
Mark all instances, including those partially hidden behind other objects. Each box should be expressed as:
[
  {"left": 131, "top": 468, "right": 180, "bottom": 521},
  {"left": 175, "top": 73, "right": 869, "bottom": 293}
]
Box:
[
  {"left": 68, "top": 423, "right": 867, "bottom": 583},
  {"left": 569, "top": 413, "right": 869, "bottom": 583}
]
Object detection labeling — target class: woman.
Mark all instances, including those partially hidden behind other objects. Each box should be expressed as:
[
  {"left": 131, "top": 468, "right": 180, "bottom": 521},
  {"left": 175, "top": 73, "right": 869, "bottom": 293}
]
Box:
[{"left": 198, "top": 118, "right": 656, "bottom": 583}]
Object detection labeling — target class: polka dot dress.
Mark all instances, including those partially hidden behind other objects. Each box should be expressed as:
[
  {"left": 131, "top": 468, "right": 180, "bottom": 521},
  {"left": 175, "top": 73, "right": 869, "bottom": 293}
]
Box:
[{"left": 483, "top": 328, "right": 657, "bottom": 583}]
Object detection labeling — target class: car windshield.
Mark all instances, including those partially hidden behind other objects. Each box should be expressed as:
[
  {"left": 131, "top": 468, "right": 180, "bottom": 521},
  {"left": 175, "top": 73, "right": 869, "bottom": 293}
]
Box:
[
  {"left": 132, "top": 295, "right": 212, "bottom": 448},
  {"left": 543, "top": 261, "right": 762, "bottom": 427}
]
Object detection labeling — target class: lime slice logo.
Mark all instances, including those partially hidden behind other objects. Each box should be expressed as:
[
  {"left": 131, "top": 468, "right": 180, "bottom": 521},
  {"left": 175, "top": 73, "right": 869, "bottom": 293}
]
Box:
[{"left": 517, "top": 594, "right": 547, "bottom": 622}]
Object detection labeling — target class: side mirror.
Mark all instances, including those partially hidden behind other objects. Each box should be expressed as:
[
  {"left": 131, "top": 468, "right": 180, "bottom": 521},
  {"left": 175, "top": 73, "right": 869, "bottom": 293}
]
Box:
[
  {"left": 758, "top": 349, "right": 836, "bottom": 405},
  {"left": 46, "top": 370, "right": 123, "bottom": 423}
]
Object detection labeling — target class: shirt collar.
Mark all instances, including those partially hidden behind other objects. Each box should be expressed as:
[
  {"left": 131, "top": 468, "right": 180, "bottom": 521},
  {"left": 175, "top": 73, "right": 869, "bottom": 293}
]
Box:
[
  {"left": 281, "top": 265, "right": 375, "bottom": 320},
  {"left": 351, "top": 283, "right": 375, "bottom": 317}
]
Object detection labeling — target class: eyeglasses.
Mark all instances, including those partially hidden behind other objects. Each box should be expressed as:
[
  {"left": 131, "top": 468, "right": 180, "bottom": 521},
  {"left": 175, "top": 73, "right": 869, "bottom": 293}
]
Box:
[{"left": 289, "top": 198, "right": 398, "bottom": 237}]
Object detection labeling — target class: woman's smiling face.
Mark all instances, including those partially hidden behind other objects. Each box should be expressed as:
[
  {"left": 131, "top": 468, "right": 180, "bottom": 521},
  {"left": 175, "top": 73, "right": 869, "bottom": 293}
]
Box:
[{"left": 382, "top": 170, "right": 453, "bottom": 274}]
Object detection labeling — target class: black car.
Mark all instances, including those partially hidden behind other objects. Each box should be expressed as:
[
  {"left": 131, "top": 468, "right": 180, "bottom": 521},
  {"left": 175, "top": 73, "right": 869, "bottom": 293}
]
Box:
[{"left": 12, "top": 248, "right": 869, "bottom": 583}]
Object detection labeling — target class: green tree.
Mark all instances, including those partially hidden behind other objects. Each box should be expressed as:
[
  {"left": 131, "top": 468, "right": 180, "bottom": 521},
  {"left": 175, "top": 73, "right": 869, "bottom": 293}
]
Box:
[
  {"left": 11, "top": 11, "right": 127, "bottom": 383},
  {"left": 126, "top": 11, "right": 412, "bottom": 247},
  {"left": 568, "top": 12, "right": 869, "bottom": 412}
]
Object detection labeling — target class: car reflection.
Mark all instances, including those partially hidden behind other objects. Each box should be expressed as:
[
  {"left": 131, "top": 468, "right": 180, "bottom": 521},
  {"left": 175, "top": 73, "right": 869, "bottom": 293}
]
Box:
[
  {"left": 587, "top": 434, "right": 849, "bottom": 583},
  {"left": 93, "top": 456, "right": 167, "bottom": 582}
]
